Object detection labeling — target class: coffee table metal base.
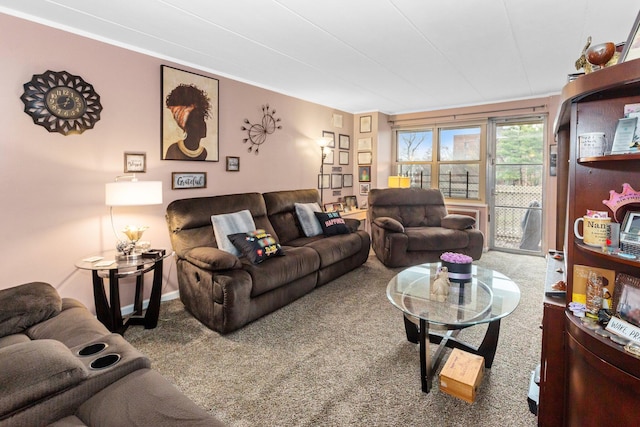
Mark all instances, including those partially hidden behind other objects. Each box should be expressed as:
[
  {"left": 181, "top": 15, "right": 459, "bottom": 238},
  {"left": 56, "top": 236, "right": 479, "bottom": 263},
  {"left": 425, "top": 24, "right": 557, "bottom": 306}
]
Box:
[{"left": 403, "top": 315, "right": 501, "bottom": 393}]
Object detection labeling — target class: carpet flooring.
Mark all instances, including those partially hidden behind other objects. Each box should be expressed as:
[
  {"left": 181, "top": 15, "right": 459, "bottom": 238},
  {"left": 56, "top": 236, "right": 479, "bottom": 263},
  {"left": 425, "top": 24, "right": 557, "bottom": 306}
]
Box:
[{"left": 126, "top": 250, "right": 546, "bottom": 426}]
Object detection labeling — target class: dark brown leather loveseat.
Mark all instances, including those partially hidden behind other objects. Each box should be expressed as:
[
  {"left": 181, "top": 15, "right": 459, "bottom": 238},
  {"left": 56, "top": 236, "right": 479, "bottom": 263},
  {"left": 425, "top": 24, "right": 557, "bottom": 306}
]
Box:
[
  {"left": 165, "top": 189, "right": 371, "bottom": 334},
  {"left": 368, "top": 188, "right": 483, "bottom": 267}
]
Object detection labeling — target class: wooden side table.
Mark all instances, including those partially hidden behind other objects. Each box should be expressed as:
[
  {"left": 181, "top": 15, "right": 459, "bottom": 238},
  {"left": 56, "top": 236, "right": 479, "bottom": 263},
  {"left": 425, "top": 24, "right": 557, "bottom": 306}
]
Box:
[
  {"left": 75, "top": 250, "right": 171, "bottom": 334},
  {"left": 341, "top": 208, "right": 369, "bottom": 233}
]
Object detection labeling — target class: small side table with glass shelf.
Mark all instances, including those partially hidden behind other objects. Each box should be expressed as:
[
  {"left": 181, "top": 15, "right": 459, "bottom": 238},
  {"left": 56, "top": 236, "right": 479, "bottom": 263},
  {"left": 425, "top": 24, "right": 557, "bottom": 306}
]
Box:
[{"left": 75, "top": 250, "right": 172, "bottom": 334}]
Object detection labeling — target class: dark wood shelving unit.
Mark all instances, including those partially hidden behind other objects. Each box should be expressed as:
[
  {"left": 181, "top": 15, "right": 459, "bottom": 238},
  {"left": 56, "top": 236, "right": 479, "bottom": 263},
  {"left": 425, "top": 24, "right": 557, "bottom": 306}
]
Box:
[{"left": 539, "top": 58, "right": 640, "bottom": 427}]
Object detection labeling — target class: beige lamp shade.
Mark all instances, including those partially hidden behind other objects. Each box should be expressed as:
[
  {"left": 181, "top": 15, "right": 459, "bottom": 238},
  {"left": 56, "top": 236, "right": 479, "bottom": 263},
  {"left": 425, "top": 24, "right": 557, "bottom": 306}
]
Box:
[
  {"left": 388, "top": 176, "right": 411, "bottom": 188},
  {"left": 105, "top": 180, "right": 163, "bottom": 206}
]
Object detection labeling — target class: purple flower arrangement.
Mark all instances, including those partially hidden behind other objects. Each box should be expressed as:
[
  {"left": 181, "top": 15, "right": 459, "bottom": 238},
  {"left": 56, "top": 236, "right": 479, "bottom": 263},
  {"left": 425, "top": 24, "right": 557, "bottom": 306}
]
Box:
[{"left": 440, "top": 252, "right": 472, "bottom": 264}]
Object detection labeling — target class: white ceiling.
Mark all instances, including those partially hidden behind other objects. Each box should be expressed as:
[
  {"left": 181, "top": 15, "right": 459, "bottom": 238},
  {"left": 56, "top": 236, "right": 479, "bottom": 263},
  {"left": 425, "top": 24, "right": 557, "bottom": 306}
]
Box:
[{"left": 1, "top": 0, "right": 638, "bottom": 115}]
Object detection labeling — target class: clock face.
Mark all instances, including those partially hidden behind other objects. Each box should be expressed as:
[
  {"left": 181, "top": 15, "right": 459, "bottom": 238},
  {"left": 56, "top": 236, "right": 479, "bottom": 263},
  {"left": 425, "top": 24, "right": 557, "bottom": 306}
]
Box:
[
  {"left": 21, "top": 70, "right": 102, "bottom": 135},
  {"left": 45, "top": 87, "right": 87, "bottom": 119}
]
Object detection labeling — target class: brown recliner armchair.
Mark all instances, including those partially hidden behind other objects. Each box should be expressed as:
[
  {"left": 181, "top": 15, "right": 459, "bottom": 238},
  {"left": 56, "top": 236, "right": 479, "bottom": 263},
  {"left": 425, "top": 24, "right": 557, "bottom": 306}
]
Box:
[{"left": 368, "top": 188, "right": 484, "bottom": 267}]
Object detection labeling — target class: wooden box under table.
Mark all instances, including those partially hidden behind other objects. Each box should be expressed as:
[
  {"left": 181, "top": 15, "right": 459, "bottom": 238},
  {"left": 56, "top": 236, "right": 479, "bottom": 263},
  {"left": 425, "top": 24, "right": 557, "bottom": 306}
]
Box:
[{"left": 439, "top": 348, "right": 484, "bottom": 403}]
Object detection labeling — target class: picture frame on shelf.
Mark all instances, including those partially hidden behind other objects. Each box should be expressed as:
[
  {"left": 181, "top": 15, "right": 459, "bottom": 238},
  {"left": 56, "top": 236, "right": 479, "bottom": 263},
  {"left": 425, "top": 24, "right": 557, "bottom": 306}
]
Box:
[
  {"left": 324, "top": 202, "right": 343, "bottom": 212},
  {"left": 359, "top": 115, "right": 372, "bottom": 133},
  {"left": 620, "top": 210, "right": 640, "bottom": 256},
  {"left": 343, "top": 174, "right": 353, "bottom": 187},
  {"left": 613, "top": 273, "right": 640, "bottom": 328},
  {"left": 344, "top": 195, "right": 358, "bottom": 210},
  {"left": 339, "top": 134, "right": 350, "bottom": 150},
  {"left": 358, "top": 151, "right": 372, "bottom": 165},
  {"left": 358, "top": 166, "right": 371, "bottom": 182},
  {"left": 171, "top": 172, "right": 207, "bottom": 189},
  {"left": 318, "top": 174, "right": 330, "bottom": 189},
  {"left": 359, "top": 183, "right": 370, "bottom": 196},
  {"left": 610, "top": 117, "right": 639, "bottom": 154},
  {"left": 226, "top": 156, "right": 240, "bottom": 171},
  {"left": 161, "top": 65, "right": 219, "bottom": 161},
  {"left": 619, "top": 10, "right": 640, "bottom": 63},
  {"left": 124, "top": 152, "right": 146, "bottom": 173},
  {"left": 357, "top": 137, "right": 372, "bottom": 151},
  {"left": 331, "top": 173, "right": 343, "bottom": 189},
  {"left": 622, "top": 211, "right": 640, "bottom": 234},
  {"left": 322, "top": 130, "right": 335, "bottom": 148},
  {"left": 339, "top": 151, "right": 349, "bottom": 165}
]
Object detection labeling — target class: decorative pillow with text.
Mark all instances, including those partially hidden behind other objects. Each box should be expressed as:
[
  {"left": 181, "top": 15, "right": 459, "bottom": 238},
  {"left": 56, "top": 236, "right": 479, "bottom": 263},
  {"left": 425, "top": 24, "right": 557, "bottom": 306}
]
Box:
[
  {"left": 228, "top": 229, "right": 284, "bottom": 264},
  {"left": 314, "top": 211, "right": 350, "bottom": 236}
]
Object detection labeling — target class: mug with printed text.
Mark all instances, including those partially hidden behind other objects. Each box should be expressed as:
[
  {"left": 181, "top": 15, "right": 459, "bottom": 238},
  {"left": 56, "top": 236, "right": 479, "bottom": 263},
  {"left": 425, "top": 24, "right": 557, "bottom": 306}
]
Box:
[{"left": 574, "top": 216, "right": 611, "bottom": 246}]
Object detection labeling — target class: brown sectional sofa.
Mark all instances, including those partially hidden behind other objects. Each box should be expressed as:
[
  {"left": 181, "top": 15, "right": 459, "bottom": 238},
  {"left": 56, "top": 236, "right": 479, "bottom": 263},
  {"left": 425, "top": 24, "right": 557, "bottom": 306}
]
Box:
[
  {"left": 165, "top": 189, "right": 371, "bottom": 334},
  {"left": 0, "top": 282, "right": 224, "bottom": 427}
]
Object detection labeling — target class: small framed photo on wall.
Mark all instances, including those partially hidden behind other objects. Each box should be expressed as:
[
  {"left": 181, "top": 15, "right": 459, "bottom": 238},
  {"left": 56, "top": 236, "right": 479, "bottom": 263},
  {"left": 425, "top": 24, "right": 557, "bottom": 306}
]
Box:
[
  {"left": 339, "top": 151, "right": 349, "bottom": 165},
  {"left": 343, "top": 174, "right": 353, "bottom": 187},
  {"left": 358, "top": 166, "right": 371, "bottom": 182},
  {"left": 226, "top": 156, "right": 240, "bottom": 171},
  {"left": 124, "top": 152, "right": 146, "bottom": 173},
  {"left": 322, "top": 130, "right": 336, "bottom": 148},
  {"left": 331, "top": 173, "right": 343, "bottom": 189},
  {"left": 360, "top": 115, "right": 372, "bottom": 133},
  {"left": 339, "top": 134, "right": 350, "bottom": 150},
  {"left": 359, "top": 183, "right": 370, "bottom": 196}
]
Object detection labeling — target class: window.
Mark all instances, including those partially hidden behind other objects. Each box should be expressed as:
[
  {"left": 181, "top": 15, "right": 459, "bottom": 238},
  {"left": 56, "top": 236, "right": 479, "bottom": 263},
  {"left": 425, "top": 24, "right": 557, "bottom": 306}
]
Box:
[{"left": 393, "top": 124, "right": 485, "bottom": 201}]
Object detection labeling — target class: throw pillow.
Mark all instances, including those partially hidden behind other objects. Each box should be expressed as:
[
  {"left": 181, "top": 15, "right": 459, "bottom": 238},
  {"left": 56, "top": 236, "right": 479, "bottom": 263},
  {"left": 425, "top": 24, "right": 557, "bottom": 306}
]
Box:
[
  {"left": 294, "top": 202, "right": 323, "bottom": 237},
  {"left": 228, "top": 229, "right": 284, "bottom": 264},
  {"left": 211, "top": 209, "right": 256, "bottom": 256},
  {"left": 314, "top": 211, "right": 350, "bottom": 236},
  {"left": 441, "top": 214, "right": 476, "bottom": 230}
]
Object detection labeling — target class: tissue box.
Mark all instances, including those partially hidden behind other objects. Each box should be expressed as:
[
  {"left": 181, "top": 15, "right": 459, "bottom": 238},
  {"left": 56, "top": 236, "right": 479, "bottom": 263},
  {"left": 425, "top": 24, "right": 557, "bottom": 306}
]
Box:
[{"left": 439, "top": 348, "right": 484, "bottom": 403}]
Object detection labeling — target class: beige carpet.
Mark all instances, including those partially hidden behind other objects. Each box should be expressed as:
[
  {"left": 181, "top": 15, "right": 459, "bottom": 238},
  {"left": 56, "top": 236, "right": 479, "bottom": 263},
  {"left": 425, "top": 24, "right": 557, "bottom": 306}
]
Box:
[{"left": 126, "top": 250, "right": 545, "bottom": 426}]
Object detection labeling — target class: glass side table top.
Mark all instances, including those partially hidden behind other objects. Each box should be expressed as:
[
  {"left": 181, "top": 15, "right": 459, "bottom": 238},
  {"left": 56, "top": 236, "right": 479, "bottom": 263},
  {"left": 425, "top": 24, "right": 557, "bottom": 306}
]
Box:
[
  {"left": 75, "top": 250, "right": 171, "bottom": 271},
  {"left": 386, "top": 263, "right": 521, "bottom": 327}
]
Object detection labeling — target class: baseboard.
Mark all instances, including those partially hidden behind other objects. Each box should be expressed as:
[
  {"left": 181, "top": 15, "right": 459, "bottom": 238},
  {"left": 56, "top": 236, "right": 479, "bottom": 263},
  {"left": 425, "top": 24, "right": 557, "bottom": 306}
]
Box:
[{"left": 120, "top": 290, "right": 180, "bottom": 316}]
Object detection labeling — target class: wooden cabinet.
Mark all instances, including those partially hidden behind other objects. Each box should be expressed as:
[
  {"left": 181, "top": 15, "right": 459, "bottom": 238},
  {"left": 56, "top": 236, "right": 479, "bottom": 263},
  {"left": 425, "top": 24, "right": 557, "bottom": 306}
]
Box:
[{"left": 538, "top": 59, "right": 640, "bottom": 426}]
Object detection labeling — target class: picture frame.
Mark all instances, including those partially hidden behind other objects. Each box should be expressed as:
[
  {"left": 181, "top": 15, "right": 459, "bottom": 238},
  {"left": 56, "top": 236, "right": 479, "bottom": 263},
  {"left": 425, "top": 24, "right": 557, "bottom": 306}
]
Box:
[
  {"left": 549, "top": 144, "right": 557, "bottom": 177},
  {"left": 344, "top": 195, "right": 358, "bottom": 210},
  {"left": 619, "top": 10, "right": 640, "bottom": 63},
  {"left": 613, "top": 273, "right": 640, "bottom": 327},
  {"left": 610, "top": 117, "right": 638, "bottom": 154},
  {"left": 323, "top": 149, "right": 334, "bottom": 165},
  {"left": 318, "top": 174, "right": 330, "bottom": 189},
  {"left": 360, "top": 115, "right": 372, "bottom": 133},
  {"left": 358, "top": 151, "right": 372, "bottom": 165},
  {"left": 358, "top": 166, "right": 371, "bottom": 182},
  {"left": 339, "top": 151, "right": 349, "bottom": 165},
  {"left": 332, "top": 113, "right": 343, "bottom": 128},
  {"left": 324, "top": 202, "right": 343, "bottom": 213},
  {"left": 359, "top": 183, "right": 370, "bottom": 196},
  {"left": 343, "top": 174, "right": 353, "bottom": 188},
  {"left": 357, "top": 137, "right": 372, "bottom": 151},
  {"left": 322, "top": 130, "right": 336, "bottom": 148},
  {"left": 124, "top": 152, "right": 146, "bottom": 173},
  {"left": 161, "top": 65, "right": 219, "bottom": 162},
  {"left": 339, "top": 134, "right": 350, "bottom": 150},
  {"left": 331, "top": 173, "right": 342, "bottom": 189},
  {"left": 226, "top": 156, "right": 240, "bottom": 171},
  {"left": 171, "top": 172, "right": 207, "bottom": 189}
]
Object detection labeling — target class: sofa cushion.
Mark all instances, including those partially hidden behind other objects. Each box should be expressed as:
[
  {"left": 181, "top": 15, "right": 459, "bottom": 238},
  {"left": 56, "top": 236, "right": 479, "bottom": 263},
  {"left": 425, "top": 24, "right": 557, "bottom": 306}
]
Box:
[
  {"left": 243, "top": 246, "right": 319, "bottom": 297},
  {"left": 0, "top": 339, "right": 88, "bottom": 417},
  {"left": 211, "top": 209, "right": 256, "bottom": 255},
  {"left": 405, "top": 227, "right": 470, "bottom": 252},
  {"left": 228, "top": 229, "right": 284, "bottom": 264},
  {"left": 0, "top": 282, "right": 62, "bottom": 338},
  {"left": 294, "top": 202, "right": 323, "bottom": 237},
  {"left": 303, "top": 232, "right": 365, "bottom": 268},
  {"left": 314, "top": 212, "right": 349, "bottom": 236}
]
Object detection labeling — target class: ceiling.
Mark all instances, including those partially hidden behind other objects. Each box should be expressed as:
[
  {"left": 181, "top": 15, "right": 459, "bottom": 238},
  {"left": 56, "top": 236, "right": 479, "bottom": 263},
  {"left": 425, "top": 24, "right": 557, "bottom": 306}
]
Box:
[{"left": 2, "top": 0, "right": 638, "bottom": 115}]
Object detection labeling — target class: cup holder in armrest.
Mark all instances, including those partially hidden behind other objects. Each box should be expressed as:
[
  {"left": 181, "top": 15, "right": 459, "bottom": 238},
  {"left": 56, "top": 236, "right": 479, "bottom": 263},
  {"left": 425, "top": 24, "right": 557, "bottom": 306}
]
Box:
[
  {"left": 77, "top": 342, "right": 108, "bottom": 356},
  {"left": 90, "top": 353, "right": 121, "bottom": 370}
]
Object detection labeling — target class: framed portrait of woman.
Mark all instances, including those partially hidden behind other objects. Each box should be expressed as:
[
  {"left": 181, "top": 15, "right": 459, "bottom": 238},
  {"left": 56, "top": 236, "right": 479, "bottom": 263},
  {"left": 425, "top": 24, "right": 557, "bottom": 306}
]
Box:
[{"left": 161, "top": 65, "right": 219, "bottom": 162}]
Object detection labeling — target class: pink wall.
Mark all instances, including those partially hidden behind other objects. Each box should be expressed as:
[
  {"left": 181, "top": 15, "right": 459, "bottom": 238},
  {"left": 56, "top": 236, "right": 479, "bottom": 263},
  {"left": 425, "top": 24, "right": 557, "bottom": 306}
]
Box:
[{"left": 0, "top": 13, "right": 355, "bottom": 311}]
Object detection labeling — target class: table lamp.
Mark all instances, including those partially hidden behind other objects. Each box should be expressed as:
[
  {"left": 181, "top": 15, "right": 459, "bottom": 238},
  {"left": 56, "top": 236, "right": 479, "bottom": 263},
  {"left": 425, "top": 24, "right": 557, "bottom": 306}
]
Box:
[
  {"left": 388, "top": 176, "right": 411, "bottom": 188},
  {"left": 105, "top": 174, "right": 163, "bottom": 259}
]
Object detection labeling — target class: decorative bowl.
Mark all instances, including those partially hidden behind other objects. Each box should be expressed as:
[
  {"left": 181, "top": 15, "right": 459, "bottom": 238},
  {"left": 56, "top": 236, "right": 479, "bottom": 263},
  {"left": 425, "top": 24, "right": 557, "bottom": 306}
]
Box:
[{"left": 586, "top": 42, "right": 616, "bottom": 67}]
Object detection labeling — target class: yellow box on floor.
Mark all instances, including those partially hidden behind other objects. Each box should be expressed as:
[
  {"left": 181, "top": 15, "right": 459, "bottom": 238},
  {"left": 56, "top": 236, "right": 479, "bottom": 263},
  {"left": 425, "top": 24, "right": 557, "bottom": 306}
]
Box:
[{"left": 439, "top": 348, "right": 484, "bottom": 403}]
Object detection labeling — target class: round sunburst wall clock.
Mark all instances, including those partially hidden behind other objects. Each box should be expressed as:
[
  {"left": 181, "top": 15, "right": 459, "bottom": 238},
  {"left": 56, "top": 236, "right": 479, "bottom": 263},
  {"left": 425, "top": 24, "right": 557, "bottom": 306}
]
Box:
[{"left": 20, "top": 70, "right": 103, "bottom": 135}]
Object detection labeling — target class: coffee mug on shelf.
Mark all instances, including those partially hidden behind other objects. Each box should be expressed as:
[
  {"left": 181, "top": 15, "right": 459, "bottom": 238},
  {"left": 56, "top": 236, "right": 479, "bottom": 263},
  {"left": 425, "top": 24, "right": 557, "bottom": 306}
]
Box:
[{"left": 574, "top": 216, "right": 611, "bottom": 246}]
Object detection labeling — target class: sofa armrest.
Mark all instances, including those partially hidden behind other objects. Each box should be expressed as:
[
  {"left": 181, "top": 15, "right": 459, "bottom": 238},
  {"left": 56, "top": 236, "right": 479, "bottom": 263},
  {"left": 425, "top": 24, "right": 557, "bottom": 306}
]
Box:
[
  {"left": 0, "top": 339, "right": 88, "bottom": 417},
  {"left": 441, "top": 214, "right": 476, "bottom": 230},
  {"left": 184, "top": 247, "right": 243, "bottom": 271},
  {"left": 372, "top": 217, "right": 405, "bottom": 233},
  {"left": 0, "top": 282, "right": 62, "bottom": 338}
]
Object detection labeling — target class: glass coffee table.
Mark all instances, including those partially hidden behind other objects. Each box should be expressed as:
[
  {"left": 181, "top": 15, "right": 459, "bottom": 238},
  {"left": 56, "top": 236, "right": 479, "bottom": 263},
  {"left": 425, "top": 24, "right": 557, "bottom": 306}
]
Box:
[{"left": 386, "top": 263, "right": 521, "bottom": 393}]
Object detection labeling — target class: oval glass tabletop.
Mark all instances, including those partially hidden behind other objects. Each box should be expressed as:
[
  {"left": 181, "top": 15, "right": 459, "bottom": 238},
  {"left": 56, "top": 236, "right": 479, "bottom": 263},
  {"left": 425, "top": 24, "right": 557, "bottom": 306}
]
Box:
[{"left": 386, "top": 263, "right": 521, "bottom": 327}]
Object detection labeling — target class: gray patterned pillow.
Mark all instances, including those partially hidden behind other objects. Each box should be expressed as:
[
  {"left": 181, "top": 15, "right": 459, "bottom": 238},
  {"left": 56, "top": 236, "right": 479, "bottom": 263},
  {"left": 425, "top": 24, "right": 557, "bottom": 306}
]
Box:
[
  {"left": 294, "top": 202, "right": 323, "bottom": 237},
  {"left": 211, "top": 209, "right": 256, "bottom": 255}
]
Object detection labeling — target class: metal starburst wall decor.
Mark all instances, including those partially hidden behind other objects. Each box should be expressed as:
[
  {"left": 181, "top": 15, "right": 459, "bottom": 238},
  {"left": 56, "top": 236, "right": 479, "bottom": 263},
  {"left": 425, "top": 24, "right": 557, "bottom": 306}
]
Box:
[{"left": 241, "top": 104, "right": 282, "bottom": 154}]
